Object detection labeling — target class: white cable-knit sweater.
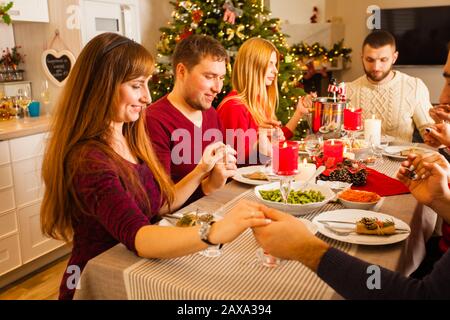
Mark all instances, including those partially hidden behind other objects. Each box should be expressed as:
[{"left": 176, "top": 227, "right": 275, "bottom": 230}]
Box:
[{"left": 347, "top": 71, "right": 434, "bottom": 142}]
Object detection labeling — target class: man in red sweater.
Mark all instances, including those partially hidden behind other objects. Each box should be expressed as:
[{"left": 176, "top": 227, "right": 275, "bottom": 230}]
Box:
[{"left": 146, "top": 35, "right": 235, "bottom": 205}]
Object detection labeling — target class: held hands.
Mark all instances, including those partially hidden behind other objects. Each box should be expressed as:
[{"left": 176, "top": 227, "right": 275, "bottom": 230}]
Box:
[
  {"left": 208, "top": 200, "right": 271, "bottom": 245},
  {"left": 198, "top": 142, "right": 229, "bottom": 174},
  {"left": 257, "top": 126, "right": 284, "bottom": 157},
  {"left": 423, "top": 123, "right": 450, "bottom": 148},
  {"left": 252, "top": 206, "right": 330, "bottom": 271},
  {"left": 294, "top": 92, "right": 317, "bottom": 116},
  {"left": 202, "top": 144, "right": 237, "bottom": 194},
  {"left": 397, "top": 153, "right": 450, "bottom": 206},
  {"left": 429, "top": 104, "right": 450, "bottom": 123}
]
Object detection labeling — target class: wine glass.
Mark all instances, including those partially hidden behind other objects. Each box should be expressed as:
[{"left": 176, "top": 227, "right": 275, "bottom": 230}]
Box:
[
  {"left": 16, "top": 88, "right": 32, "bottom": 120},
  {"left": 40, "top": 80, "right": 51, "bottom": 114},
  {"left": 364, "top": 136, "right": 384, "bottom": 166},
  {"left": 279, "top": 176, "right": 292, "bottom": 204},
  {"left": 304, "top": 134, "right": 323, "bottom": 161},
  {"left": 194, "top": 210, "right": 223, "bottom": 258}
]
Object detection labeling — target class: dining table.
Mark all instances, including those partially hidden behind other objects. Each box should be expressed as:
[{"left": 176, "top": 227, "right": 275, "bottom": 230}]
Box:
[{"left": 73, "top": 154, "right": 438, "bottom": 300}]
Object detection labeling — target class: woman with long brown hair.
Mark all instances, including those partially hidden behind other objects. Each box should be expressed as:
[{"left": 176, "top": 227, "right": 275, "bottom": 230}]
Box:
[
  {"left": 217, "top": 37, "right": 314, "bottom": 165},
  {"left": 41, "top": 33, "right": 270, "bottom": 300}
]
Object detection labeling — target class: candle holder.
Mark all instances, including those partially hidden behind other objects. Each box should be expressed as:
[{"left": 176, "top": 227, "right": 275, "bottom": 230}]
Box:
[
  {"left": 343, "top": 106, "right": 363, "bottom": 153},
  {"left": 323, "top": 139, "right": 344, "bottom": 167},
  {"left": 272, "top": 140, "right": 299, "bottom": 203}
]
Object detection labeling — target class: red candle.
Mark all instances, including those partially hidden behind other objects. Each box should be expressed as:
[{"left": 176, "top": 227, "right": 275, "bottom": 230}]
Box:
[
  {"left": 323, "top": 139, "right": 344, "bottom": 166},
  {"left": 312, "top": 100, "right": 323, "bottom": 133},
  {"left": 344, "top": 107, "right": 362, "bottom": 131},
  {"left": 272, "top": 140, "right": 299, "bottom": 176}
]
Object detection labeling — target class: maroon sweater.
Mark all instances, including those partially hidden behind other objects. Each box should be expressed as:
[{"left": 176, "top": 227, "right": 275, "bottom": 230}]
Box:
[
  {"left": 59, "top": 149, "right": 161, "bottom": 300},
  {"left": 146, "top": 95, "right": 222, "bottom": 205}
]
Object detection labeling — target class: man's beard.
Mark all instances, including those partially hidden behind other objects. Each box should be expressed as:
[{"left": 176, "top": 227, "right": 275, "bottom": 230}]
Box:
[
  {"left": 364, "top": 65, "right": 392, "bottom": 83},
  {"left": 185, "top": 95, "right": 211, "bottom": 111}
]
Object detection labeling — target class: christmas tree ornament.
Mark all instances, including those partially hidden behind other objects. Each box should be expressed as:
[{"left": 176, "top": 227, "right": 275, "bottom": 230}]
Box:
[{"left": 151, "top": 0, "right": 310, "bottom": 138}]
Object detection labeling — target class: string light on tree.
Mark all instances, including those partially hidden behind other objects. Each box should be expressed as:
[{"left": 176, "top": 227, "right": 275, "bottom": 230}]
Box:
[{"left": 150, "top": 0, "right": 307, "bottom": 138}]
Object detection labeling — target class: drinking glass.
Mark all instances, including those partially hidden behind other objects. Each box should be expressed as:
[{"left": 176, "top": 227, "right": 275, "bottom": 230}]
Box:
[
  {"left": 16, "top": 88, "right": 32, "bottom": 120},
  {"left": 364, "top": 136, "right": 384, "bottom": 166},
  {"left": 40, "top": 80, "right": 51, "bottom": 113},
  {"left": 304, "top": 134, "right": 323, "bottom": 160},
  {"left": 279, "top": 176, "right": 292, "bottom": 204}
]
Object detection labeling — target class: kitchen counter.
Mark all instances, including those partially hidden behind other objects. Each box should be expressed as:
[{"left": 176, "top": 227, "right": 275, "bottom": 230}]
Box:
[{"left": 0, "top": 115, "right": 51, "bottom": 140}]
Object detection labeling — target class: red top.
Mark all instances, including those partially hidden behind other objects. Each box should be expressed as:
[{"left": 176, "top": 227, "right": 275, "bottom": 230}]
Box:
[
  {"left": 217, "top": 91, "right": 293, "bottom": 165},
  {"left": 146, "top": 95, "right": 223, "bottom": 204},
  {"left": 440, "top": 221, "right": 450, "bottom": 253},
  {"left": 59, "top": 148, "right": 161, "bottom": 300}
]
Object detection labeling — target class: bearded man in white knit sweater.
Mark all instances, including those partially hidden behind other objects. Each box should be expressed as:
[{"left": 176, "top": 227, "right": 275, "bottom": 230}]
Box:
[{"left": 347, "top": 30, "right": 434, "bottom": 143}]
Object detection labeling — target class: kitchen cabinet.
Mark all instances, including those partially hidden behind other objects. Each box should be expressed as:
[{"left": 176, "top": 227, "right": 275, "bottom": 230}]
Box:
[
  {"left": 6, "top": 0, "right": 49, "bottom": 23},
  {"left": 0, "top": 132, "right": 64, "bottom": 277},
  {"left": 80, "top": 0, "right": 141, "bottom": 45}
]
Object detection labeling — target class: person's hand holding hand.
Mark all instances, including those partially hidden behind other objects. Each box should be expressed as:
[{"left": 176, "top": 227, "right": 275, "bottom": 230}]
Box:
[
  {"left": 203, "top": 145, "right": 237, "bottom": 193},
  {"left": 397, "top": 153, "right": 450, "bottom": 206},
  {"left": 429, "top": 104, "right": 450, "bottom": 123},
  {"left": 197, "top": 142, "right": 227, "bottom": 174},
  {"left": 294, "top": 92, "right": 317, "bottom": 117},
  {"left": 424, "top": 123, "right": 450, "bottom": 147},
  {"left": 208, "top": 200, "right": 270, "bottom": 245}
]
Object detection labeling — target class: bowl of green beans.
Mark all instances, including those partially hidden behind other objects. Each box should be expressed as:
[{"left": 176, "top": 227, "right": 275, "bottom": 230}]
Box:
[{"left": 254, "top": 181, "right": 335, "bottom": 216}]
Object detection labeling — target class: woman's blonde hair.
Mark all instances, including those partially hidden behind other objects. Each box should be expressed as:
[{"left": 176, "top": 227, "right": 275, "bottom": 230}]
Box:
[
  {"left": 41, "top": 33, "right": 175, "bottom": 242},
  {"left": 219, "top": 37, "right": 279, "bottom": 125}
]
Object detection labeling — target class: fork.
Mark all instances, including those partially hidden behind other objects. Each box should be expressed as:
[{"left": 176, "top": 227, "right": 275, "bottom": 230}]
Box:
[{"left": 321, "top": 222, "right": 356, "bottom": 236}]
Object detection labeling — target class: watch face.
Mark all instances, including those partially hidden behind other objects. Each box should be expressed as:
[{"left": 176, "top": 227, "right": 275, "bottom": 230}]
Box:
[{"left": 199, "top": 221, "right": 211, "bottom": 241}]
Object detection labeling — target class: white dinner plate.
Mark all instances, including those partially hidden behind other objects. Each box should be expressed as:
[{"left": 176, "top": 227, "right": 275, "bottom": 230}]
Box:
[
  {"left": 382, "top": 145, "right": 434, "bottom": 160},
  {"left": 312, "top": 209, "right": 410, "bottom": 245},
  {"left": 232, "top": 165, "right": 271, "bottom": 186},
  {"left": 354, "top": 132, "right": 395, "bottom": 146}
]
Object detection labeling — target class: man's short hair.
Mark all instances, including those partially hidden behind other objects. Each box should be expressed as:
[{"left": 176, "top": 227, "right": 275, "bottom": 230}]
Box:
[
  {"left": 363, "top": 30, "right": 396, "bottom": 50},
  {"left": 172, "top": 35, "right": 229, "bottom": 78}
]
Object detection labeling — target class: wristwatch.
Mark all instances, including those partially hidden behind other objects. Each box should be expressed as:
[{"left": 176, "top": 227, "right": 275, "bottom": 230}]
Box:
[{"left": 198, "top": 221, "right": 223, "bottom": 248}]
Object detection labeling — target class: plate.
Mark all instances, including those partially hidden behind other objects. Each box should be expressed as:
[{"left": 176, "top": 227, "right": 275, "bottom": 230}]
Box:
[
  {"left": 159, "top": 211, "right": 222, "bottom": 227},
  {"left": 312, "top": 209, "right": 410, "bottom": 245},
  {"left": 354, "top": 132, "right": 395, "bottom": 146},
  {"left": 382, "top": 146, "right": 435, "bottom": 160},
  {"left": 254, "top": 181, "right": 335, "bottom": 216},
  {"left": 233, "top": 165, "right": 272, "bottom": 186}
]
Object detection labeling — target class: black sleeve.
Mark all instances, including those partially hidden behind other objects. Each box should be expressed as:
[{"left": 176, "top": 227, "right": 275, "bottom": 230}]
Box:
[{"left": 317, "top": 247, "right": 450, "bottom": 299}]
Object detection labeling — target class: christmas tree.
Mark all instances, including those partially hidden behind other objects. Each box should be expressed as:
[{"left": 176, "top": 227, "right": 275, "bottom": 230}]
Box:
[{"left": 150, "top": 0, "right": 308, "bottom": 138}]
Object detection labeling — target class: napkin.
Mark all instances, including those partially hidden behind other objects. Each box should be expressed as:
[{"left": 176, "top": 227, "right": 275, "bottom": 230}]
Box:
[{"left": 351, "top": 168, "right": 410, "bottom": 196}]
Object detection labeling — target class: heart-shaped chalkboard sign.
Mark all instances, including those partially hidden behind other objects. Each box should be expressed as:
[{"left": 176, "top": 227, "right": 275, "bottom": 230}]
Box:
[{"left": 41, "top": 49, "right": 76, "bottom": 87}]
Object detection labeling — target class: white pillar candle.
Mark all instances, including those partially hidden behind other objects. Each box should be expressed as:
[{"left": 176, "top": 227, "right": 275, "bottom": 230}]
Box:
[
  {"left": 295, "top": 159, "right": 317, "bottom": 182},
  {"left": 364, "top": 115, "right": 381, "bottom": 146}
]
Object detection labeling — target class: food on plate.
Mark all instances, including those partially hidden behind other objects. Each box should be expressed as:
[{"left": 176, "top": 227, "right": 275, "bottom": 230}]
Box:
[
  {"left": 399, "top": 148, "right": 429, "bottom": 156},
  {"left": 355, "top": 217, "right": 395, "bottom": 235},
  {"left": 338, "top": 189, "right": 380, "bottom": 203},
  {"left": 259, "top": 189, "right": 325, "bottom": 204},
  {"left": 242, "top": 171, "right": 269, "bottom": 181},
  {"left": 176, "top": 211, "right": 214, "bottom": 227},
  {"left": 343, "top": 139, "right": 368, "bottom": 150}
]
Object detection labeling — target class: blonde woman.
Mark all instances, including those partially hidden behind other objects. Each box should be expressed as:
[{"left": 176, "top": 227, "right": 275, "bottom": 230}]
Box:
[
  {"left": 41, "top": 33, "right": 270, "bottom": 300},
  {"left": 217, "top": 37, "right": 313, "bottom": 165}
]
